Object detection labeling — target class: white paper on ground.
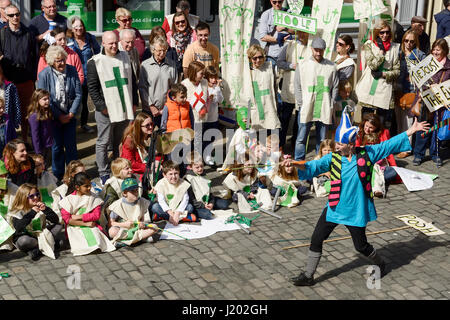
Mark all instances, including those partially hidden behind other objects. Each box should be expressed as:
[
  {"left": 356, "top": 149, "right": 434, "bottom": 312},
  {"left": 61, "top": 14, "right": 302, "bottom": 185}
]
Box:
[
  {"left": 159, "top": 210, "right": 248, "bottom": 240},
  {"left": 392, "top": 166, "right": 433, "bottom": 192}
]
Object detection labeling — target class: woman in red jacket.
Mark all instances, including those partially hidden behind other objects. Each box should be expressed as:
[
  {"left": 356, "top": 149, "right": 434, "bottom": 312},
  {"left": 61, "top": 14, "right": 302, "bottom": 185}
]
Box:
[
  {"left": 356, "top": 113, "right": 400, "bottom": 184},
  {"left": 120, "top": 112, "right": 156, "bottom": 179}
]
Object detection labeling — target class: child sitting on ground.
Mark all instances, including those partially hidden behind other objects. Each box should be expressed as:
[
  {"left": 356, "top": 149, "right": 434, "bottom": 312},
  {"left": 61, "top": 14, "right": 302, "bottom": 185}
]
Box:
[
  {"left": 51, "top": 160, "right": 85, "bottom": 218},
  {"left": 271, "top": 154, "right": 309, "bottom": 207},
  {"left": 312, "top": 139, "right": 335, "bottom": 198},
  {"left": 59, "top": 172, "right": 115, "bottom": 256},
  {"left": 152, "top": 160, "right": 196, "bottom": 226},
  {"left": 223, "top": 151, "right": 272, "bottom": 213},
  {"left": 0, "top": 160, "right": 17, "bottom": 251},
  {"left": 108, "top": 177, "right": 160, "bottom": 247},
  {"left": 7, "top": 183, "right": 63, "bottom": 260},
  {"left": 31, "top": 154, "right": 58, "bottom": 208},
  {"left": 255, "top": 134, "right": 281, "bottom": 190},
  {"left": 184, "top": 152, "right": 229, "bottom": 220},
  {"left": 102, "top": 158, "right": 139, "bottom": 222}
]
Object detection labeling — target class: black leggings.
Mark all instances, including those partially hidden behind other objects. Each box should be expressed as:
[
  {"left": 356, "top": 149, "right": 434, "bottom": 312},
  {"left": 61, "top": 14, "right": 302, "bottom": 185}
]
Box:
[{"left": 310, "top": 207, "right": 374, "bottom": 257}]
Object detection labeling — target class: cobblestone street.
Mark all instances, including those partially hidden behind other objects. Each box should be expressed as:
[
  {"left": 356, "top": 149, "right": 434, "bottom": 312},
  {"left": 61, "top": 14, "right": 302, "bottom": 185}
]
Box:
[{"left": 0, "top": 124, "right": 449, "bottom": 303}]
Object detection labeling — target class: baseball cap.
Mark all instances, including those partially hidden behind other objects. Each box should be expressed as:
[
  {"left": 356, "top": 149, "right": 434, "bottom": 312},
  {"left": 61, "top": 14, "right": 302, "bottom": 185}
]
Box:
[{"left": 121, "top": 177, "right": 139, "bottom": 192}]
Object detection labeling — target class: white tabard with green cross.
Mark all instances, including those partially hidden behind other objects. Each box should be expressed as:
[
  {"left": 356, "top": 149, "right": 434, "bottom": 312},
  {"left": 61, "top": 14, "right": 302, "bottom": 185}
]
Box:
[
  {"left": 93, "top": 51, "right": 134, "bottom": 123},
  {"left": 299, "top": 58, "right": 335, "bottom": 125},
  {"left": 355, "top": 40, "right": 400, "bottom": 110},
  {"left": 59, "top": 194, "right": 116, "bottom": 256},
  {"left": 250, "top": 62, "right": 280, "bottom": 130},
  {"left": 280, "top": 40, "right": 311, "bottom": 104}
]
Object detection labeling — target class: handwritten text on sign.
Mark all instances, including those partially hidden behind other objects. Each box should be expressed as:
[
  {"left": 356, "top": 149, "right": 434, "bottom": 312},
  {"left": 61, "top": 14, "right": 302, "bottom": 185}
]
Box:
[
  {"left": 273, "top": 10, "right": 317, "bottom": 34},
  {"left": 410, "top": 55, "right": 443, "bottom": 88},
  {"left": 421, "top": 79, "right": 450, "bottom": 112},
  {"left": 396, "top": 214, "right": 445, "bottom": 236}
]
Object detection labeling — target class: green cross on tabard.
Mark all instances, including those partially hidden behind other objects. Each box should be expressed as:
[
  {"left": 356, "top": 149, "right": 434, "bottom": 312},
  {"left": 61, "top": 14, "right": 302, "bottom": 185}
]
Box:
[
  {"left": 105, "top": 67, "right": 128, "bottom": 113},
  {"left": 308, "top": 76, "right": 329, "bottom": 118},
  {"left": 252, "top": 81, "right": 270, "bottom": 120},
  {"left": 369, "top": 66, "right": 387, "bottom": 96}
]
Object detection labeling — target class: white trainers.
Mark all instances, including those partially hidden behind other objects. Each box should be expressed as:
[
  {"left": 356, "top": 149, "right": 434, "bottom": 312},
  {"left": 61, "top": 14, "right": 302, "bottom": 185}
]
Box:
[{"left": 205, "top": 155, "right": 215, "bottom": 166}]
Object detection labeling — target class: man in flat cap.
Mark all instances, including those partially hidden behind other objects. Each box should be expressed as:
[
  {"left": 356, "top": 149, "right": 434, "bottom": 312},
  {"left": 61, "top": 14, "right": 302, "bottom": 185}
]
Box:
[
  {"left": 293, "top": 37, "right": 339, "bottom": 161},
  {"left": 409, "top": 16, "right": 430, "bottom": 54}
]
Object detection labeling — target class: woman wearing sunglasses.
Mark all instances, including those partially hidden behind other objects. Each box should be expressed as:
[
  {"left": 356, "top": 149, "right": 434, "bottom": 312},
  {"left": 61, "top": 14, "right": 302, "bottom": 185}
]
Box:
[
  {"left": 246, "top": 44, "right": 281, "bottom": 132},
  {"left": 166, "top": 12, "right": 197, "bottom": 77},
  {"left": 120, "top": 112, "right": 157, "bottom": 179},
  {"left": 113, "top": 7, "right": 146, "bottom": 61},
  {"left": 396, "top": 30, "right": 426, "bottom": 159},
  {"left": 334, "top": 35, "right": 356, "bottom": 82},
  {"left": 355, "top": 20, "right": 400, "bottom": 127},
  {"left": 7, "top": 183, "right": 64, "bottom": 261}
]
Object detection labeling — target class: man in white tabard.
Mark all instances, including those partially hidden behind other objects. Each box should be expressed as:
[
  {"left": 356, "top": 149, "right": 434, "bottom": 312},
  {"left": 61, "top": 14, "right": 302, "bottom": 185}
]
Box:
[
  {"left": 87, "top": 31, "right": 138, "bottom": 184},
  {"left": 294, "top": 37, "right": 339, "bottom": 161},
  {"left": 162, "top": 0, "right": 199, "bottom": 34},
  {"left": 277, "top": 30, "right": 310, "bottom": 149}
]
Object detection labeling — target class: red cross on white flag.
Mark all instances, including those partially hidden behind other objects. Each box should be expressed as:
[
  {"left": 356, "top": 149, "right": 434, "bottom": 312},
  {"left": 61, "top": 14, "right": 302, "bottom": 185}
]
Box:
[{"left": 190, "top": 85, "right": 206, "bottom": 115}]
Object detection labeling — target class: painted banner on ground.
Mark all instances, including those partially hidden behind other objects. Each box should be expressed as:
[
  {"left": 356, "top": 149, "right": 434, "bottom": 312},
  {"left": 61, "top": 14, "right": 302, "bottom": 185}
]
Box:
[
  {"left": 396, "top": 214, "right": 445, "bottom": 236},
  {"left": 421, "top": 80, "right": 450, "bottom": 112},
  {"left": 219, "top": 0, "right": 256, "bottom": 126},
  {"left": 410, "top": 55, "right": 443, "bottom": 88},
  {"left": 391, "top": 166, "right": 434, "bottom": 192},
  {"left": 273, "top": 10, "right": 317, "bottom": 34},
  {"left": 309, "top": 0, "right": 344, "bottom": 59}
]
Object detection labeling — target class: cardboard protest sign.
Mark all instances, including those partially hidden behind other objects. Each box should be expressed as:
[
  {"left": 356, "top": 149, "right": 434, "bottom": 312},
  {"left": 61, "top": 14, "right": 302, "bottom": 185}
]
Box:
[
  {"left": 273, "top": 10, "right": 317, "bottom": 34},
  {"left": 410, "top": 55, "right": 443, "bottom": 88},
  {"left": 421, "top": 79, "right": 450, "bottom": 112},
  {"left": 396, "top": 214, "right": 445, "bottom": 236}
]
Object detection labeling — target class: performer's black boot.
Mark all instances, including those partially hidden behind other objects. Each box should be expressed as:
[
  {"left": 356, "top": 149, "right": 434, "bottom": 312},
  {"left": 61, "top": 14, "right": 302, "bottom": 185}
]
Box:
[
  {"left": 290, "top": 250, "right": 321, "bottom": 286},
  {"left": 367, "top": 249, "right": 386, "bottom": 277}
]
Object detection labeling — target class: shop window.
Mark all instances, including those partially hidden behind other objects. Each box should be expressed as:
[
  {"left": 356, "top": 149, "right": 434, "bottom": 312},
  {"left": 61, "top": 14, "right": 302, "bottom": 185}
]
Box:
[
  {"left": 31, "top": 0, "right": 97, "bottom": 31},
  {"left": 103, "top": 0, "right": 165, "bottom": 31}
]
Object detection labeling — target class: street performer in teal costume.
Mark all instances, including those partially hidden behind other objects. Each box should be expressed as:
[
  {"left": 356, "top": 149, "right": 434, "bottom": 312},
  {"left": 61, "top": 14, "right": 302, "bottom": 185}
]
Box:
[{"left": 288, "top": 108, "right": 430, "bottom": 286}]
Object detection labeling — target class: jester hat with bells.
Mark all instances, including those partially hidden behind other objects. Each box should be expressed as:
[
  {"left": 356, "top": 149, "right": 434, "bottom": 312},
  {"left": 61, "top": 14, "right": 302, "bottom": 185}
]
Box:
[{"left": 335, "top": 107, "right": 359, "bottom": 145}]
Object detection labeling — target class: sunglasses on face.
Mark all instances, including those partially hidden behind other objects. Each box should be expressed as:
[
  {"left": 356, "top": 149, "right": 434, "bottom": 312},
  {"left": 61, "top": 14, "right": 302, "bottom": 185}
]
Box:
[
  {"left": 272, "top": 0, "right": 283, "bottom": 4},
  {"left": 252, "top": 55, "right": 264, "bottom": 61},
  {"left": 120, "top": 18, "right": 132, "bottom": 23},
  {"left": 28, "top": 192, "right": 40, "bottom": 200},
  {"left": 336, "top": 41, "right": 346, "bottom": 46},
  {"left": 175, "top": 20, "right": 186, "bottom": 25},
  {"left": 7, "top": 13, "right": 20, "bottom": 17},
  {"left": 404, "top": 39, "right": 415, "bottom": 44}
]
